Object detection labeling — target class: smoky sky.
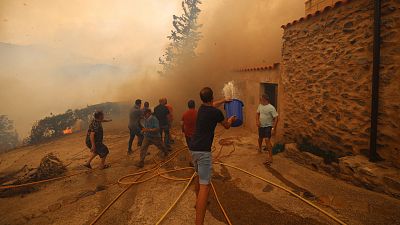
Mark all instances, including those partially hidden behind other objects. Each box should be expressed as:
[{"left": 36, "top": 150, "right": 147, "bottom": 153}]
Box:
[{"left": 0, "top": 0, "right": 304, "bottom": 137}]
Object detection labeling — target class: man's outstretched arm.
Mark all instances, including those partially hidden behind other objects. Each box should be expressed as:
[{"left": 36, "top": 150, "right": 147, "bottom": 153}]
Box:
[{"left": 213, "top": 99, "right": 231, "bottom": 108}]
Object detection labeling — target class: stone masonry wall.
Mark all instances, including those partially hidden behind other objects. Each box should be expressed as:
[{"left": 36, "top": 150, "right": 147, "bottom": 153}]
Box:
[
  {"left": 281, "top": 0, "right": 400, "bottom": 164},
  {"left": 305, "top": 0, "right": 343, "bottom": 15}
]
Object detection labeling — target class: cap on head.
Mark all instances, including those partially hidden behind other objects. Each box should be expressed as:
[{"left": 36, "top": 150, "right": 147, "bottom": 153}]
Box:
[{"left": 200, "top": 87, "right": 213, "bottom": 103}]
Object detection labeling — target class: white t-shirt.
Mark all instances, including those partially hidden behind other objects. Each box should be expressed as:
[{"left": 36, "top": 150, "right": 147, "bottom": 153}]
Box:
[{"left": 257, "top": 104, "right": 278, "bottom": 127}]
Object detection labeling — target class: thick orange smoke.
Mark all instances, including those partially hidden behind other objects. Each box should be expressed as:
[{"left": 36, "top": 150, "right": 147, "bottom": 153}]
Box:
[{"left": 119, "top": 0, "right": 304, "bottom": 118}]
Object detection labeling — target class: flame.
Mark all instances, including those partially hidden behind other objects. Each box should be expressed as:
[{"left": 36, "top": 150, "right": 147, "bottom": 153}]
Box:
[{"left": 63, "top": 128, "right": 73, "bottom": 135}]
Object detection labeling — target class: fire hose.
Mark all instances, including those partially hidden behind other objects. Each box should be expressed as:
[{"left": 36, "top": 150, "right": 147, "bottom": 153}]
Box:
[{"left": 0, "top": 136, "right": 347, "bottom": 225}]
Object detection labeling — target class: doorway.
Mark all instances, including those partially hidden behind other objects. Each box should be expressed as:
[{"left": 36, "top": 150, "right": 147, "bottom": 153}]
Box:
[{"left": 260, "top": 83, "right": 278, "bottom": 108}]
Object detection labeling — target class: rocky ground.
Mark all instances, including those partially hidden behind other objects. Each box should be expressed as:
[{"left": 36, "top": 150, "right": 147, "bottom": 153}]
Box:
[{"left": 1, "top": 123, "right": 400, "bottom": 225}]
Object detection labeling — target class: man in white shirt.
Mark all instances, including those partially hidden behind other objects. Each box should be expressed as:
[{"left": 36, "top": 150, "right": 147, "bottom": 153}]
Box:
[{"left": 256, "top": 94, "right": 278, "bottom": 165}]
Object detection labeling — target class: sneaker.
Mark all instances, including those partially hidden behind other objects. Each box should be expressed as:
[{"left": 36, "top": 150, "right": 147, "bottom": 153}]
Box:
[{"left": 135, "top": 161, "right": 144, "bottom": 168}]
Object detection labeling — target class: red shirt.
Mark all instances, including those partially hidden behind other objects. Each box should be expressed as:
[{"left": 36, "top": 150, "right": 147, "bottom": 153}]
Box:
[{"left": 182, "top": 109, "right": 197, "bottom": 137}]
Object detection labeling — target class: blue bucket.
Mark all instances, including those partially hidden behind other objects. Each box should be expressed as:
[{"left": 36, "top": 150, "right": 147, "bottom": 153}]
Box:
[{"left": 224, "top": 99, "right": 244, "bottom": 127}]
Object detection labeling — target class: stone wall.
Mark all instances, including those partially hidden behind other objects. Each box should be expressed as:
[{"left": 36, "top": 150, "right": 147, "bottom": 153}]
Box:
[
  {"left": 305, "top": 0, "right": 343, "bottom": 15},
  {"left": 281, "top": 0, "right": 400, "bottom": 164},
  {"left": 232, "top": 65, "right": 284, "bottom": 140}
]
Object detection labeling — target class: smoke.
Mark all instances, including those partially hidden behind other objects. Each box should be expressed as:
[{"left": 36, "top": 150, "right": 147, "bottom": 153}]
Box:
[
  {"left": 118, "top": 0, "right": 304, "bottom": 119},
  {"left": 0, "top": 0, "right": 304, "bottom": 138},
  {"left": 0, "top": 0, "right": 181, "bottom": 137}
]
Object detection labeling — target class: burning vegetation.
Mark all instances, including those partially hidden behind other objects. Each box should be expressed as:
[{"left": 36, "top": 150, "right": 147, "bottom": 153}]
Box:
[{"left": 25, "top": 102, "right": 127, "bottom": 145}]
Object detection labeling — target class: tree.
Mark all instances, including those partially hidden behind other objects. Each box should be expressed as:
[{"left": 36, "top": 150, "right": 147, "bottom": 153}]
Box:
[
  {"left": 0, "top": 115, "right": 19, "bottom": 152},
  {"left": 159, "top": 0, "right": 202, "bottom": 74}
]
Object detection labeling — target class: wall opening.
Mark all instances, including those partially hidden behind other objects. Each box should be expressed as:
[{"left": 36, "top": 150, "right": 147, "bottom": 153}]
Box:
[{"left": 261, "top": 83, "right": 278, "bottom": 108}]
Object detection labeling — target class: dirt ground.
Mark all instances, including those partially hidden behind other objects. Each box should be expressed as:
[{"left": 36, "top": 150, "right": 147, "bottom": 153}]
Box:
[{"left": 1, "top": 124, "right": 400, "bottom": 225}]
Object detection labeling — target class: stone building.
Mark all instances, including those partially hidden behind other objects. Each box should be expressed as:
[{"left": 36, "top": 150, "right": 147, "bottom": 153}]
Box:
[
  {"left": 232, "top": 0, "right": 400, "bottom": 165},
  {"left": 305, "top": 0, "right": 343, "bottom": 15},
  {"left": 232, "top": 63, "right": 282, "bottom": 136}
]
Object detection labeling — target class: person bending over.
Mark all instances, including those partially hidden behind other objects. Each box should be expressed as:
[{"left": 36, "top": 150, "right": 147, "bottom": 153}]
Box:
[
  {"left": 84, "top": 111, "right": 112, "bottom": 169},
  {"left": 190, "top": 87, "right": 236, "bottom": 225},
  {"left": 256, "top": 94, "right": 278, "bottom": 165},
  {"left": 136, "top": 109, "right": 169, "bottom": 168}
]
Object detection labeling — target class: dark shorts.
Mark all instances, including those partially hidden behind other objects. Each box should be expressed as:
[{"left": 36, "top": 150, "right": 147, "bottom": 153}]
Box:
[
  {"left": 258, "top": 126, "right": 272, "bottom": 139},
  {"left": 86, "top": 142, "right": 109, "bottom": 158}
]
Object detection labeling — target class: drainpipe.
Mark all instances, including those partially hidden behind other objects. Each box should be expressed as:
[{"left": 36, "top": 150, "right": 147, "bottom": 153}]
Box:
[{"left": 369, "top": 0, "right": 382, "bottom": 162}]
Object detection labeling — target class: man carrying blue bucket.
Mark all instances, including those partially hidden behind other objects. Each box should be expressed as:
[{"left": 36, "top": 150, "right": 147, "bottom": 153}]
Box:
[
  {"left": 190, "top": 87, "right": 237, "bottom": 225},
  {"left": 256, "top": 94, "right": 279, "bottom": 166}
]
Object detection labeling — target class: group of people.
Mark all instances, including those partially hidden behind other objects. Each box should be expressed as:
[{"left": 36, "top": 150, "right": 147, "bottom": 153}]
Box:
[
  {"left": 127, "top": 97, "right": 177, "bottom": 168},
  {"left": 83, "top": 87, "right": 278, "bottom": 225}
]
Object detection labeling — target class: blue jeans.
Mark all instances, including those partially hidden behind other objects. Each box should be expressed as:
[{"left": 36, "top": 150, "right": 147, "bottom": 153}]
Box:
[
  {"left": 190, "top": 151, "right": 212, "bottom": 185},
  {"left": 128, "top": 126, "right": 143, "bottom": 151},
  {"left": 160, "top": 125, "right": 170, "bottom": 147}
]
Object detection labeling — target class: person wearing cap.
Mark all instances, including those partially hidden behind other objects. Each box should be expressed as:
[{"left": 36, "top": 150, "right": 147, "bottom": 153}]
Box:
[
  {"left": 136, "top": 109, "right": 169, "bottom": 168},
  {"left": 84, "top": 111, "right": 112, "bottom": 169},
  {"left": 190, "top": 87, "right": 236, "bottom": 225},
  {"left": 128, "top": 99, "right": 144, "bottom": 155}
]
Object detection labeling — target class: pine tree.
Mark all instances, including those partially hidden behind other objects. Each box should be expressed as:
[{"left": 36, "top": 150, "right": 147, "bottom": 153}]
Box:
[
  {"left": 159, "top": 0, "right": 202, "bottom": 74},
  {"left": 0, "top": 115, "right": 19, "bottom": 152}
]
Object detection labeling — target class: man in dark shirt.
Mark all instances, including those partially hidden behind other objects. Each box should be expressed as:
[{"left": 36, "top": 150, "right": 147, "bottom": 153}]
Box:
[
  {"left": 153, "top": 98, "right": 171, "bottom": 148},
  {"left": 190, "top": 87, "right": 236, "bottom": 225},
  {"left": 84, "top": 111, "right": 112, "bottom": 169},
  {"left": 128, "top": 99, "right": 144, "bottom": 155}
]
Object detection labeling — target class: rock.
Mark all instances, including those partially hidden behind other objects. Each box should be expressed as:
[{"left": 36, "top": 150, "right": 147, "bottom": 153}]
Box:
[
  {"left": 95, "top": 185, "right": 107, "bottom": 192},
  {"left": 359, "top": 166, "right": 377, "bottom": 177},
  {"left": 343, "top": 28, "right": 355, "bottom": 33},
  {"left": 262, "top": 185, "right": 274, "bottom": 192},
  {"left": 343, "top": 21, "right": 353, "bottom": 28},
  {"left": 303, "top": 191, "right": 317, "bottom": 200},
  {"left": 383, "top": 176, "right": 400, "bottom": 191},
  {"left": 356, "top": 58, "right": 369, "bottom": 65},
  {"left": 77, "top": 190, "right": 96, "bottom": 199},
  {"left": 48, "top": 203, "right": 61, "bottom": 212},
  {"left": 60, "top": 196, "right": 78, "bottom": 205}
]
